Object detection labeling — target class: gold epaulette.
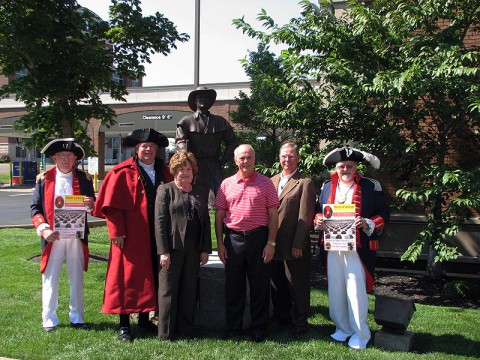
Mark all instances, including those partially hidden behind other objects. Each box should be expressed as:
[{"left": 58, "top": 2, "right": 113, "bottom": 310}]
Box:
[{"left": 36, "top": 172, "right": 46, "bottom": 183}]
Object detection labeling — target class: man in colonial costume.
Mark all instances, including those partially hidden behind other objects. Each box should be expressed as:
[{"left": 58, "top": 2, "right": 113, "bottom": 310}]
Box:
[
  {"left": 31, "top": 138, "right": 95, "bottom": 332},
  {"left": 93, "top": 128, "right": 173, "bottom": 341},
  {"left": 315, "top": 146, "right": 389, "bottom": 349}
]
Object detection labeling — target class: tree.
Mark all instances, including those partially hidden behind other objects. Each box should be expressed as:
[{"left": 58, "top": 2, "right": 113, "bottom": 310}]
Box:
[
  {"left": 231, "top": 44, "right": 290, "bottom": 168},
  {"left": 0, "top": 0, "right": 188, "bottom": 152},
  {"left": 234, "top": 0, "right": 480, "bottom": 277},
  {"left": 231, "top": 43, "right": 326, "bottom": 178}
]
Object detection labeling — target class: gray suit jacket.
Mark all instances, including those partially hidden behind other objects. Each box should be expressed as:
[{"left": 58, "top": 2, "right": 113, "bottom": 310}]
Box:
[{"left": 271, "top": 171, "right": 316, "bottom": 260}]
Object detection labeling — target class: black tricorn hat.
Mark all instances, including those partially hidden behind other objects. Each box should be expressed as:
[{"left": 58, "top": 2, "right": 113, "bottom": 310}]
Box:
[
  {"left": 41, "top": 138, "right": 85, "bottom": 160},
  {"left": 323, "top": 146, "right": 380, "bottom": 169},
  {"left": 122, "top": 128, "right": 169, "bottom": 148},
  {"left": 187, "top": 86, "right": 217, "bottom": 111}
]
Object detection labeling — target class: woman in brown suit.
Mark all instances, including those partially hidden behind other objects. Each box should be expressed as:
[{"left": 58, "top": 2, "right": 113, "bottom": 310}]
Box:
[{"left": 154, "top": 151, "right": 211, "bottom": 340}]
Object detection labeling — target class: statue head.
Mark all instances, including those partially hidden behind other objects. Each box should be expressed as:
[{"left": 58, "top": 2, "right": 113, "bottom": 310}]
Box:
[{"left": 188, "top": 86, "right": 217, "bottom": 112}]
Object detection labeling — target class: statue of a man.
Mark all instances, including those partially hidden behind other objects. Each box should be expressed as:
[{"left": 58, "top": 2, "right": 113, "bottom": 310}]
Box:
[{"left": 175, "top": 87, "right": 238, "bottom": 199}]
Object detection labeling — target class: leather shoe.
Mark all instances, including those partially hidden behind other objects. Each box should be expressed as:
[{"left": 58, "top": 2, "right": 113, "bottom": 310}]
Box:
[
  {"left": 250, "top": 333, "right": 266, "bottom": 343},
  {"left": 222, "top": 330, "right": 242, "bottom": 339},
  {"left": 293, "top": 328, "right": 309, "bottom": 337},
  {"left": 138, "top": 321, "right": 157, "bottom": 334},
  {"left": 118, "top": 326, "right": 132, "bottom": 342},
  {"left": 70, "top": 322, "right": 90, "bottom": 330},
  {"left": 43, "top": 326, "right": 56, "bottom": 332}
]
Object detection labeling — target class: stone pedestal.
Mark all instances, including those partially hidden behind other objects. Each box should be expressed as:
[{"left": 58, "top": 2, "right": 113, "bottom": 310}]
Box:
[
  {"left": 194, "top": 252, "right": 252, "bottom": 330},
  {"left": 374, "top": 329, "right": 415, "bottom": 352}
]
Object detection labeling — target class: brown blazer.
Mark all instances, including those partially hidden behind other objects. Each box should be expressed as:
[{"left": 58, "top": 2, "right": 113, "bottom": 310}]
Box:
[{"left": 271, "top": 171, "right": 316, "bottom": 260}]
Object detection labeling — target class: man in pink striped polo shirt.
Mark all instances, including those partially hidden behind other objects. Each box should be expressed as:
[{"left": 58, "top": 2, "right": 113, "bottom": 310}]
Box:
[{"left": 215, "top": 144, "right": 280, "bottom": 342}]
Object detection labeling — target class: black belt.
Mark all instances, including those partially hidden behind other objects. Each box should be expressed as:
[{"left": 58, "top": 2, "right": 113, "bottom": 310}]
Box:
[{"left": 227, "top": 226, "right": 267, "bottom": 236}]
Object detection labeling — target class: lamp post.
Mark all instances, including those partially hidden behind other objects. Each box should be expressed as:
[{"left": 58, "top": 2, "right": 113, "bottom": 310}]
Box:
[{"left": 194, "top": 0, "right": 200, "bottom": 88}]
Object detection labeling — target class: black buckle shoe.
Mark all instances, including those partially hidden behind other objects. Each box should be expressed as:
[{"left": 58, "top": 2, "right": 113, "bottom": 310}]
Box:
[
  {"left": 222, "top": 330, "right": 243, "bottom": 339},
  {"left": 70, "top": 322, "right": 90, "bottom": 330},
  {"left": 138, "top": 321, "right": 157, "bottom": 334},
  {"left": 118, "top": 326, "right": 132, "bottom": 342}
]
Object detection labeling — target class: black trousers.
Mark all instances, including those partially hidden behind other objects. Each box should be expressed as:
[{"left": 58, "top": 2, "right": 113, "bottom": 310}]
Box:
[
  {"left": 270, "top": 253, "right": 311, "bottom": 331},
  {"left": 224, "top": 227, "right": 270, "bottom": 335}
]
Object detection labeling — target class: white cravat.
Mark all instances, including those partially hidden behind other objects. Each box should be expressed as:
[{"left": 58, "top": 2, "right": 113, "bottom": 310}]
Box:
[
  {"left": 55, "top": 170, "right": 73, "bottom": 196},
  {"left": 138, "top": 160, "right": 156, "bottom": 184}
]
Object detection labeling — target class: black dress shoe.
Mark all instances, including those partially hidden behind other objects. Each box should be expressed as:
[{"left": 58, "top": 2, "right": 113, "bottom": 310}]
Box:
[
  {"left": 250, "top": 333, "right": 266, "bottom": 343},
  {"left": 70, "top": 323, "right": 90, "bottom": 330},
  {"left": 292, "top": 327, "right": 309, "bottom": 337},
  {"left": 138, "top": 321, "right": 157, "bottom": 334},
  {"left": 118, "top": 326, "right": 132, "bottom": 342},
  {"left": 222, "top": 330, "right": 243, "bottom": 339}
]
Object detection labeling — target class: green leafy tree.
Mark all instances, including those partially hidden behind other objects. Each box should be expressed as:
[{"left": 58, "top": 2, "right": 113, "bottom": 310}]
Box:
[
  {"left": 231, "top": 43, "right": 326, "bottom": 179},
  {"left": 234, "top": 0, "right": 480, "bottom": 277},
  {"left": 0, "top": 0, "right": 188, "bottom": 153},
  {"left": 230, "top": 44, "right": 289, "bottom": 168}
]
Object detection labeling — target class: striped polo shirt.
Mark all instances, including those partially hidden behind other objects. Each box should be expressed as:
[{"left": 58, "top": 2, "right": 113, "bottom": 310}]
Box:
[{"left": 215, "top": 171, "right": 280, "bottom": 232}]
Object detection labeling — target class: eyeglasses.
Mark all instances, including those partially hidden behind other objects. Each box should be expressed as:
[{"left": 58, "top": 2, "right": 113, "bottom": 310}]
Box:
[
  {"left": 55, "top": 154, "right": 75, "bottom": 160},
  {"left": 138, "top": 144, "right": 157, "bottom": 150},
  {"left": 336, "top": 164, "right": 354, "bottom": 170}
]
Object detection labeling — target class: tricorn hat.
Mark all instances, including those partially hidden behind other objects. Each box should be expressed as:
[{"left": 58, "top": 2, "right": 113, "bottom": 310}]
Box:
[
  {"left": 323, "top": 146, "right": 380, "bottom": 169},
  {"left": 187, "top": 86, "right": 217, "bottom": 111},
  {"left": 122, "top": 128, "right": 169, "bottom": 148},
  {"left": 41, "top": 138, "right": 85, "bottom": 160}
]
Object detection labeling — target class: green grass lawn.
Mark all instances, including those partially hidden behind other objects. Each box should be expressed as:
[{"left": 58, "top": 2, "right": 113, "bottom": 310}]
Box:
[
  {"left": 0, "top": 172, "right": 10, "bottom": 184},
  {"left": 0, "top": 226, "right": 479, "bottom": 359}
]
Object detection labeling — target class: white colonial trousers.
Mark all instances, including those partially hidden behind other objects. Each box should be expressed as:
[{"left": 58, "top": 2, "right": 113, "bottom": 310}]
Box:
[
  {"left": 327, "top": 250, "right": 370, "bottom": 349},
  {"left": 42, "top": 172, "right": 85, "bottom": 328},
  {"left": 42, "top": 237, "right": 85, "bottom": 328}
]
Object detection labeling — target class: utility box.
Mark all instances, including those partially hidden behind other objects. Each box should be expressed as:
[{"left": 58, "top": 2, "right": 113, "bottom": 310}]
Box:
[{"left": 374, "top": 295, "right": 416, "bottom": 333}]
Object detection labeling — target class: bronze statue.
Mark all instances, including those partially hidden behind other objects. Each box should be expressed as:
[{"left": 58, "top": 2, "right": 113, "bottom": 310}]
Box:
[{"left": 175, "top": 87, "right": 238, "bottom": 200}]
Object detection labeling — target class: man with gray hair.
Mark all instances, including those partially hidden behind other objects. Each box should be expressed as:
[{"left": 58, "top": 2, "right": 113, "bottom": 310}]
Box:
[
  {"left": 270, "top": 142, "right": 316, "bottom": 336},
  {"left": 215, "top": 144, "right": 279, "bottom": 342}
]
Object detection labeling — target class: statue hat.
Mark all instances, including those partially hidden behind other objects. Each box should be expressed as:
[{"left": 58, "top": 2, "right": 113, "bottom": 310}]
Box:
[
  {"left": 122, "top": 128, "right": 169, "bottom": 148},
  {"left": 323, "top": 145, "right": 380, "bottom": 169},
  {"left": 188, "top": 86, "right": 217, "bottom": 111},
  {"left": 41, "top": 138, "right": 85, "bottom": 160}
]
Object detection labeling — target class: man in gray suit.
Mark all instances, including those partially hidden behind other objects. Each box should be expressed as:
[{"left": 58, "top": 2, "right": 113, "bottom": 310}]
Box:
[{"left": 270, "top": 142, "right": 316, "bottom": 336}]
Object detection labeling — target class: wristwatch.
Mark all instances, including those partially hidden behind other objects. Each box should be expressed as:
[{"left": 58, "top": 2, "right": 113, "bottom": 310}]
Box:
[{"left": 267, "top": 241, "right": 276, "bottom": 247}]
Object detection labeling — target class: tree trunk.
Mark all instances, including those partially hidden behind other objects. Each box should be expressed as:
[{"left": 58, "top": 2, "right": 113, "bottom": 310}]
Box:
[{"left": 426, "top": 244, "right": 442, "bottom": 279}]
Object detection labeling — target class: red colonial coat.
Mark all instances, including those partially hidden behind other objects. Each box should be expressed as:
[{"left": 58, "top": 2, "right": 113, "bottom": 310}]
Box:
[
  {"left": 93, "top": 157, "right": 172, "bottom": 314},
  {"left": 31, "top": 167, "right": 94, "bottom": 273}
]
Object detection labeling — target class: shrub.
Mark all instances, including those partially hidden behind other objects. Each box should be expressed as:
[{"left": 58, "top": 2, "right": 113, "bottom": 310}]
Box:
[
  {"left": 442, "top": 280, "right": 478, "bottom": 299},
  {"left": 0, "top": 153, "right": 11, "bottom": 163}
]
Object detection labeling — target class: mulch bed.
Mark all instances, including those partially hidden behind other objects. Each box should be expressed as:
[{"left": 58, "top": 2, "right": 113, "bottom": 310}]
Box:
[{"left": 310, "top": 255, "right": 480, "bottom": 309}]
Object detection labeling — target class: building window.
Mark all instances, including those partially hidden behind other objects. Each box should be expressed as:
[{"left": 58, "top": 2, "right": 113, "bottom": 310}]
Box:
[
  {"left": 130, "top": 79, "right": 140, "bottom": 87},
  {"left": 112, "top": 72, "right": 123, "bottom": 84},
  {"left": 15, "top": 145, "right": 26, "bottom": 158},
  {"left": 15, "top": 68, "right": 28, "bottom": 78}
]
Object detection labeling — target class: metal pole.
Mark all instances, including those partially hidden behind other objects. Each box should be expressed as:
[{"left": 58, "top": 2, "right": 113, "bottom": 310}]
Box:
[{"left": 194, "top": 0, "right": 200, "bottom": 88}]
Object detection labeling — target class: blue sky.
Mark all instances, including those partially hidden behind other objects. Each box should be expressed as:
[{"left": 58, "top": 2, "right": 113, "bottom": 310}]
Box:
[{"left": 77, "top": 0, "right": 302, "bottom": 87}]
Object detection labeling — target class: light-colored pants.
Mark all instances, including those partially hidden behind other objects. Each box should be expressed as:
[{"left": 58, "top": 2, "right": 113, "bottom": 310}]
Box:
[
  {"left": 42, "top": 237, "right": 85, "bottom": 327},
  {"left": 327, "top": 250, "right": 370, "bottom": 349}
]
